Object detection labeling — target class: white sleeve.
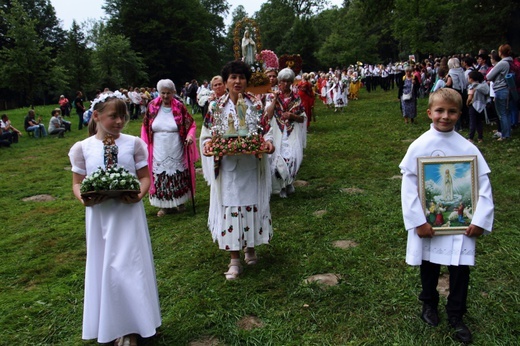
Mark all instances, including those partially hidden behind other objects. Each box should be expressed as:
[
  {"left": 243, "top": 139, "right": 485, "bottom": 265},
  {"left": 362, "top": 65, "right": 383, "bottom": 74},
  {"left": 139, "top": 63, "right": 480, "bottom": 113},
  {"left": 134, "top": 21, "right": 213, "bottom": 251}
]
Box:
[
  {"left": 133, "top": 136, "right": 148, "bottom": 170},
  {"left": 401, "top": 168, "right": 428, "bottom": 231},
  {"left": 471, "top": 173, "right": 494, "bottom": 234},
  {"left": 68, "top": 141, "right": 86, "bottom": 176}
]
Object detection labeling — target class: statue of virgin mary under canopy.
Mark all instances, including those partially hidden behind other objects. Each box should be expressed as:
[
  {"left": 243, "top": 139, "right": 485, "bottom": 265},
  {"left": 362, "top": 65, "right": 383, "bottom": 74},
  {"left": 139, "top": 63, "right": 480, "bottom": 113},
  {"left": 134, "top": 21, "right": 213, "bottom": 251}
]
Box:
[{"left": 241, "top": 27, "right": 256, "bottom": 66}]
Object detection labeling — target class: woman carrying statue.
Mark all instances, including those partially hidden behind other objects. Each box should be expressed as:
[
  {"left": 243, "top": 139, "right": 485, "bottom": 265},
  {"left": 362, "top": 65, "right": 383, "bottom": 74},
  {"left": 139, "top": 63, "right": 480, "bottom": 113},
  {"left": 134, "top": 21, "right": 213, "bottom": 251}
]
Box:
[
  {"left": 264, "top": 67, "right": 306, "bottom": 198},
  {"left": 241, "top": 28, "right": 256, "bottom": 66},
  {"left": 201, "top": 60, "right": 275, "bottom": 280}
]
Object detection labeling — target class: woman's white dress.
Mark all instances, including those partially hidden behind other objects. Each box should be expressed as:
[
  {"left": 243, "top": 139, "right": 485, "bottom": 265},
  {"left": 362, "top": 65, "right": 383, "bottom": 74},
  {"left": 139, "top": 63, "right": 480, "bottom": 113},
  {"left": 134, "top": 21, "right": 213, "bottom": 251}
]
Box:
[
  {"left": 265, "top": 93, "right": 306, "bottom": 194},
  {"left": 332, "top": 79, "right": 348, "bottom": 108},
  {"left": 69, "top": 134, "right": 161, "bottom": 343},
  {"left": 200, "top": 94, "right": 273, "bottom": 251},
  {"left": 149, "top": 106, "right": 189, "bottom": 208}
]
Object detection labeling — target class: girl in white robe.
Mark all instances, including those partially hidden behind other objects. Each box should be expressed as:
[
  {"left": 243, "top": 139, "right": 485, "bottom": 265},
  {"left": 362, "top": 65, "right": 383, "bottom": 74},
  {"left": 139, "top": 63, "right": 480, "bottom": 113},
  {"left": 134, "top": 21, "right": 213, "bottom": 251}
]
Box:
[{"left": 69, "top": 95, "right": 161, "bottom": 345}]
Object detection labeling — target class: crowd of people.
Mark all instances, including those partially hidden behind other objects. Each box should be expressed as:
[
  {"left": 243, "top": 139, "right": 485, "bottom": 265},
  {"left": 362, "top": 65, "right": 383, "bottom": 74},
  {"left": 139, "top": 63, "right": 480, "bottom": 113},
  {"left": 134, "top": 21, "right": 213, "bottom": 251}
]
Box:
[
  {"left": 396, "top": 45, "right": 520, "bottom": 143},
  {"left": 5, "top": 40, "right": 517, "bottom": 344}
]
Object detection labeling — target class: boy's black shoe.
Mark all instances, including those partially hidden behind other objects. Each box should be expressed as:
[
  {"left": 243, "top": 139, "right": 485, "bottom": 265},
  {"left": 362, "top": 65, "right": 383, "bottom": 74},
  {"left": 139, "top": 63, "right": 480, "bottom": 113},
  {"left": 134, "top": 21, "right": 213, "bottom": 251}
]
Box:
[
  {"left": 449, "top": 317, "right": 472, "bottom": 344},
  {"left": 421, "top": 304, "right": 439, "bottom": 326}
]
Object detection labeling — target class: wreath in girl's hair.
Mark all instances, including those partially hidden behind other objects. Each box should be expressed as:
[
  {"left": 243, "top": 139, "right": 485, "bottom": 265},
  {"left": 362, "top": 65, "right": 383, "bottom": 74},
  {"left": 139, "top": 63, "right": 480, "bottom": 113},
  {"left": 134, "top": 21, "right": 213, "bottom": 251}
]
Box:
[{"left": 279, "top": 54, "right": 303, "bottom": 75}]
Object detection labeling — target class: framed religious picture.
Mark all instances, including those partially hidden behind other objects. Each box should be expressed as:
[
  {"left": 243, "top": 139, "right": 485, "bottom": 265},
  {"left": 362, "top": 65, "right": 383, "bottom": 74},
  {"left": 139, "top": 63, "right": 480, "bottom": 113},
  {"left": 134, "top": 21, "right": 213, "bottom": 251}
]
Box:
[{"left": 417, "top": 156, "right": 478, "bottom": 235}]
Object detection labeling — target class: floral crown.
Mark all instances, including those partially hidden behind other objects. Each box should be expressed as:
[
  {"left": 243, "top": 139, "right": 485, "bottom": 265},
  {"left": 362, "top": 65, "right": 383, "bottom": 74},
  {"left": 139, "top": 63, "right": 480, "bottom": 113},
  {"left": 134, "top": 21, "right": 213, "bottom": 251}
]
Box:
[{"left": 89, "top": 91, "right": 126, "bottom": 111}]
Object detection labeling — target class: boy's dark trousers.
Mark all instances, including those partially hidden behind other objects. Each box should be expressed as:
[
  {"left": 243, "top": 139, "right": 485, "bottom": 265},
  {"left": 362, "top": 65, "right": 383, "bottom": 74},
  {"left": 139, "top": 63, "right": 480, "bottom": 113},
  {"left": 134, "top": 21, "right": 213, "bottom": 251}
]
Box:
[{"left": 419, "top": 260, "right": 470, "bottom": 319}]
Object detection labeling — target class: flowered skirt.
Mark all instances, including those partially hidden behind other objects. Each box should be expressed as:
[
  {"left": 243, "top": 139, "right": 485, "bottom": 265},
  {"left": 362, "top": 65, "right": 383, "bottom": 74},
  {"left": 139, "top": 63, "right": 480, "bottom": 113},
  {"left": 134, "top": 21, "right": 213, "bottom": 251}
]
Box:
[
  {"left": 217, "top": 205, "right": 272, "bottom": 251},
  {"left": 149, "top": 169, "right": 190, "bottom": 208}
]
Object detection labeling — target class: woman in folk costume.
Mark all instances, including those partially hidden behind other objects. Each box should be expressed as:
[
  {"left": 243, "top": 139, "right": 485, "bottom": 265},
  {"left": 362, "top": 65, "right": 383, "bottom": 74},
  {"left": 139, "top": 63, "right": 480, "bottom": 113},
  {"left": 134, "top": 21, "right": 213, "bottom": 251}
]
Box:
[
  {"left": 318, "top": 73, "right": 328, "bottom": 105},
  {"left": 141, "top": 79, "right": 199, "bottom": 217},
  {"left": 201, "top": 60, "right": 275, "bottom": 280},
  {"left": 265, "top": 68, "right": 306, "bottom": 198},
  {"left": 325, "top": 74, "right": 334, "bottom": 108},
  {"left": 297, "top": 72, "right": 315, "bottom": 127},
  {"left": 349, "top": 66, "right": 362, "bottom": 100},
  {"left": 332, "top": 72, "right": 348, "bottom": 112}
]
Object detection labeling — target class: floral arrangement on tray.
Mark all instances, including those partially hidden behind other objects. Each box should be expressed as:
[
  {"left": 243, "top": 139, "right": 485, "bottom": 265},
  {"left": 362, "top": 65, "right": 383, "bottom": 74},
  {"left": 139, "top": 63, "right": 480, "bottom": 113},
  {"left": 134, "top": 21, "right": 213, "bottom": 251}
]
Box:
[
  {"left": 207, "top": 133, "right": 268, "bottom": 159},
  {"left": 80, "top": 165, "right": 140, "bottom": 197}
]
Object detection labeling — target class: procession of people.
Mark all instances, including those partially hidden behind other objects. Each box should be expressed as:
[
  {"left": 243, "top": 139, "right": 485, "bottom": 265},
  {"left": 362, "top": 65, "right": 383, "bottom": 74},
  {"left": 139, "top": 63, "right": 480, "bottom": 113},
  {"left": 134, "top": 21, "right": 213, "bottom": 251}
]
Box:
[{"left": 4, "top": 17, "right": 514, "bottom": 344}]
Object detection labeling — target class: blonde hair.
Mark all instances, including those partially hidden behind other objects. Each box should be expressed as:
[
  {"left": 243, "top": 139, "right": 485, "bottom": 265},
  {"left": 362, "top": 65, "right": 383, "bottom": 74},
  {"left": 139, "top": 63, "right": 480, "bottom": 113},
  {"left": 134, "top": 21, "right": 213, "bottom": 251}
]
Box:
[
  {"left": 210, "top": 75, "right": 223, "bottom": 88},
  {"left": 88, "top": 97, "right": 129, "bottom": 136},
  {"left": 428, "top": 88, "right": 462, "bottom": 111},
  {"left": 447, "top": 57, "right": 460, "bottom": 69}
]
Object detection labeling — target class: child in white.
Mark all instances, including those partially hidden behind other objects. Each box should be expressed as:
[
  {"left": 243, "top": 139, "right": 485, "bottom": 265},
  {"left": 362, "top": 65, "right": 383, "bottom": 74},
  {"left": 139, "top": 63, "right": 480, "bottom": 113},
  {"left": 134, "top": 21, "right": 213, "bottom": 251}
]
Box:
[
  {"left": 399, "top": 88, "right": 493, "bottom": 344},
  {"left": 69, "top": 94, "right": 161, "bottom": 345}
]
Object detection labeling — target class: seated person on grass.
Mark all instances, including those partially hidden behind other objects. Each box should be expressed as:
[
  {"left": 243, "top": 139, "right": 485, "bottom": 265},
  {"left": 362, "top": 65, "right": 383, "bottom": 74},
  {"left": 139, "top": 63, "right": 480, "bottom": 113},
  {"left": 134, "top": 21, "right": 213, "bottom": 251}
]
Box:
[
  {"left": 48, "top": 108, "right": 67, "bottom": 137},
  {"left": 24, "top": 110, "right": 47, "bottom": 138},
  {"left": 1, "top": 114, "right": 22, "bottom": 144}
]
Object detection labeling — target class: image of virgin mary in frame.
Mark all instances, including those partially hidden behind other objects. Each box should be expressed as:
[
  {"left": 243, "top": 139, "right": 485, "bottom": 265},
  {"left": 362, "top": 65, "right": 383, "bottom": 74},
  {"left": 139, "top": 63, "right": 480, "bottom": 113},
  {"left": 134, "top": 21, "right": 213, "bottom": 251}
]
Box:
[{"left": 417, "top": 156, "right": 478, "bottom": 235}]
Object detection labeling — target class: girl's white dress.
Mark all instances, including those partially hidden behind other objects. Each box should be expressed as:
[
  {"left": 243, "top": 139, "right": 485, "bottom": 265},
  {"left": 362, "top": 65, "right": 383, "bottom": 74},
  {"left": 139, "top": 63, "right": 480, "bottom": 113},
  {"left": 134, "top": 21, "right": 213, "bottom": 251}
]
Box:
[{"left": 69, "top": 134, "right": 161, "bottom": 343}]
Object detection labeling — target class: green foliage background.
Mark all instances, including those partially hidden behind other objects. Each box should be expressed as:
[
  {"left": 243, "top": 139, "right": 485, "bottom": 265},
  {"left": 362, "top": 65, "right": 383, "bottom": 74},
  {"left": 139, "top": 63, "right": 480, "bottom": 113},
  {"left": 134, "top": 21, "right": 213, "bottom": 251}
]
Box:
[
  {"left": 1, "top": 89, "right": 519, "bottom": 345},
  {"left": 1, "top": 0, "right": 519, "bottom": 107}
]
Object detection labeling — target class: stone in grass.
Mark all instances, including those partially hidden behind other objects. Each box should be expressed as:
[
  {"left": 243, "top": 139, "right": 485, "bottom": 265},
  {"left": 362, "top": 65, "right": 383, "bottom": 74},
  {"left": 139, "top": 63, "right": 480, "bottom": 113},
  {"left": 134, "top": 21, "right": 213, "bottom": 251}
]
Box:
[
  {"left": 313, "top": 210, "right": 327, "bottom": 217},
  {"left": 293, "top": 180, "right": 309, "bottom": 187},
  {"left": 389, "top": 175, "right": 402, "bottom": 180},
  {"left": 189, "top": 336, "right": 221, "bottom": 346},
  {"left": 437, "top": 273, "right": 449, "bottom": 298},
  {"left": 304, "top": 273, "right": 340, "bottom": 287},
  {"left": 196, "top": 167, "right": 203, "bottom": 175},
  {"left": 22, "top": 194, "right": 55, "bottom": 202},
  {"left": 237, "top": 315, "right": 264, "bottom": 331},
  {"left": 333, "top": 240, "right": 358, "bottom": 249},
  {"left": 340, "top": 187, "right": 364, "bottom": 194},
  {"left": 64, "top": 165, "right": 72, "bottom": 171}
]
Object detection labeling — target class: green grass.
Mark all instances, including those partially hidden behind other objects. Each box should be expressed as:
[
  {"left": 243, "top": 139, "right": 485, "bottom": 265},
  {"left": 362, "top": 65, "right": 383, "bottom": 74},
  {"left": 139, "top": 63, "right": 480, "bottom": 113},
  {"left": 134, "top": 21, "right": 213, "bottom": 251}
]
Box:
[{"left": 1, "top": 89, "right": 519, "bottom": 345}]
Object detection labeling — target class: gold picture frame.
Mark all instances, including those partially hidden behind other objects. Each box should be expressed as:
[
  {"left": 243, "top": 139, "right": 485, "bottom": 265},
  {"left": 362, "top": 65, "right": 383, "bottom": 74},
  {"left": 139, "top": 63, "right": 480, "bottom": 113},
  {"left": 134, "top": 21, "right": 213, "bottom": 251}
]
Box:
[{"left": 417, "top": 156, "right": 478, "bottom": 235}]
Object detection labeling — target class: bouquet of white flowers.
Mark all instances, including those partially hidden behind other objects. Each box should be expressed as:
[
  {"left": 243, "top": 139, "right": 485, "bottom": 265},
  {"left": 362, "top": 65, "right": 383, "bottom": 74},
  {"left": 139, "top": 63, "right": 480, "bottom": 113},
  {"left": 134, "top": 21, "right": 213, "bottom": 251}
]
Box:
[{"left": 80, "top": 165, "right": 140, "bottom": 198}]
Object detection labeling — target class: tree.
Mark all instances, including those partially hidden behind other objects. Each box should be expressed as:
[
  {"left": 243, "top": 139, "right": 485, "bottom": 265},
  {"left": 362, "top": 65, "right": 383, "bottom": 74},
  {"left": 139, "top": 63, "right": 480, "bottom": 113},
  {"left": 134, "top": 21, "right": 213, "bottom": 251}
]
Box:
[
  {"left": 256, "top": 0, "right": 296, "bottom": 54},
  {"left": 439, "top": 0, "right": 517, "bottom": 53},
  {"left": 223, "top": 5, "right": 249, "bottom": 63},
  {"left": 105, "top": 0, "right": 225, "bottom": 84},
  {"left": 0, "top": 1, "right": 54, "bottom": 106},
  {"left": 279, "top": 17, "right": 320, "bottom": 71},
  {"left": 88, "top": 22, "right": 148, "bottom": 92},
  {"left": 0, "top": 0, "right": 65, "bottom": 56},
  {"left": 56, "top": 21, "right": 93, "bottom": 97},
  {"left": 201, "top": 0, "right": 230, "bottom": 66},
  {"left": 281, "top": 0, "right": 329, "bottom": 18},
  {"left": 392, "top": 0, "right": 451, "bottom": 58}
]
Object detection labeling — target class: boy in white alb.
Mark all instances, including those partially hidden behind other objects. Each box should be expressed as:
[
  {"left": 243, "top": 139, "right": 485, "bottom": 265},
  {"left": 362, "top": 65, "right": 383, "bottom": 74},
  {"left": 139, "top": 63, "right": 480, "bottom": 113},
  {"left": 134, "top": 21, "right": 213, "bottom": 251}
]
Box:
[{"left": 399, "top": 88, "right": 494, "bottom": 344}]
